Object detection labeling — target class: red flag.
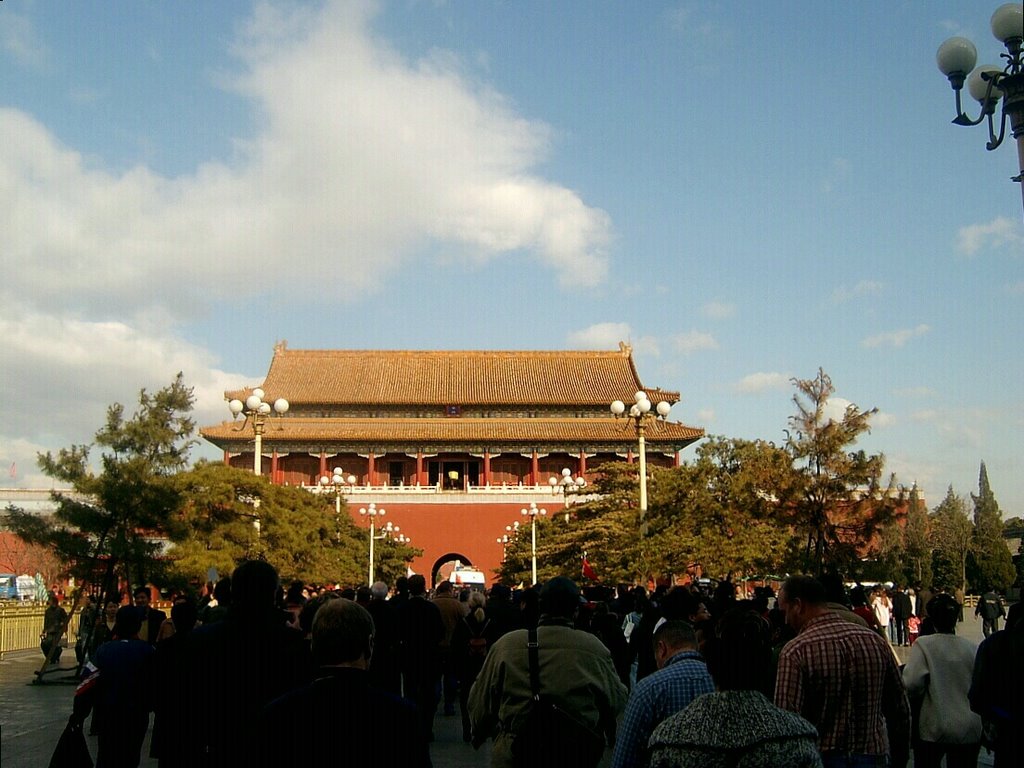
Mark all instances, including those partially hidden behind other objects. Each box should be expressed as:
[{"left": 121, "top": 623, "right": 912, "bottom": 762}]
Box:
[{"left": 582, "top": 556, "right": 597, "bottom": 581}]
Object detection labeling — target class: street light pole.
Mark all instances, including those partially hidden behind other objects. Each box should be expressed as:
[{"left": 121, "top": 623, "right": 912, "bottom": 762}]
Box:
[
  {"left": 520, "top": 502, "right": 546, "bottom": 586},
  {"left": 320, "top": 468, "right": 357, "bottom": 516},
  {"left": 360, "top": 503, "right": 392, "bottom": 587},
  {"left": 611, "top": 392, "right": 672, "bottom": 533},
  {"left": 228, "top": 388, "right": 289, "bottom": 477},
  {"left": 936, "top": 3, "right": 1024, "bottom": 216}
]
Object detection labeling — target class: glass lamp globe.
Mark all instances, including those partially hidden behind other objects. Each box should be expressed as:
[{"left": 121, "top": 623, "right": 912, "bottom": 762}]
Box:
[
  {"left": 228, "top": 399, "right": 244, "bottom": 416},
  {"left": 967, "top": 66, "right": 1004, "bottom": 103},
  {"left": 656, "top": 401, "right": 672, "bottom": 417},
  {"left": 245, "top": 395, "right": 262, "bottom": 411},
  {"left": 610, "top": 400, "right": 626, "bottom": 415},
  {"left": 273, "top": 398, "right": 289, "bottom": 414},
  {"left": 991, "top": 3, "right": 1023, "bottom": 44},
  {"left": 936, "top": 36, "right": 978, "bottom": 77}
]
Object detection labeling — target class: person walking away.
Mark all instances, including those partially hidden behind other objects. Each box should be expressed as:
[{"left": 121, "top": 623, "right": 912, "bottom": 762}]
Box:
[
  {"left": 150, "top": 599, "right": 198, "bottom": 768},
  {"left": 433, "top": 580, "right": 465, "bottom": 716},
  {"left": 901, "top": 594, "right": 981, "bottom": 768},
  {"left": 366, "top": 580, "right": 401, "bottom": 695},
  {"left": 261, "top": 598, "right": 430, "bottom": 767},
  {"left": 452, "top": 590, "right": 501, "bottom": 741},
  {"left": 975, "top": 589, "right": 1006, "bottom": 638},
  {"left": 648, "top": 607, "right": 822, "bottom": 768},
  {"left": 74, "top": 605, "right": 155, "bottom": 768},
  {"left": 892, "top": 585, "right": 913, "bottom": 647},
  {"left": 611, "top": 619, "right": 715, "bottom": 768},
  {"left": 397, "top": 574, "right": 445, "bottom": 741},
  {"left": 871, "top": 587, "right": 893, "bottom": 644},
  {"left": 776, "top": 575, "right": 910, "bottom": 768},
  {"left": 969, "top": 602, "right": 1023, "bottom": 767},
  {"left": 184, "top": 560, "right": 311, "bottom": 766},
  {"left": 468, "top": 576, "right": 627, "bottom": 768}
]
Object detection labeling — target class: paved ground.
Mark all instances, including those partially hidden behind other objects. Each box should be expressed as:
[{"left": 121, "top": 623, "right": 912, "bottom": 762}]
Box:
[{"left": 0, "top": 612, "right": 1001, "bottom": 767}]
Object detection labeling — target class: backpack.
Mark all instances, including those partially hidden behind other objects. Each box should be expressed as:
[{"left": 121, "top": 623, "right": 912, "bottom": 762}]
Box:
[{"left": 468, "top": 620, "right": 490, "bottom": 658}]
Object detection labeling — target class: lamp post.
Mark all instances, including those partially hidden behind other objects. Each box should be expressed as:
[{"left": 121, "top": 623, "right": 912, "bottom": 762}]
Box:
[
  {"left": 611, "top": 392, "right": 672, "bottom": 532},
  {"left": 359, "top": 503, "right": 391, "bottom": 587},
  {"left": 228, "top": 388, "right": 289, "bottom": 477},
  {"left": 549, "top": 467, "right": 586, "bottom": 523},
  {"left": 520, "top": 502, "right": 546, "bottom": 586},
  {"left": 936, "top": 3, "right": 1024, "bottom": 215},
  {"left": 319, "top": 468, "right": 357, "bottom": 516}
]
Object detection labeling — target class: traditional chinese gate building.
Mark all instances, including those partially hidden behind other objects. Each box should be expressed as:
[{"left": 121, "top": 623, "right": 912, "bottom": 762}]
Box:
[{"left": 200, "top": 342, "right": 703, "bottom": 584}]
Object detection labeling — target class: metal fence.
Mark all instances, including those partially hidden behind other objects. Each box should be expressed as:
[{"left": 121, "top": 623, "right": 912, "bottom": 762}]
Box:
[{"left": 0, "top": 602, "right": 81, "bottom": 659}]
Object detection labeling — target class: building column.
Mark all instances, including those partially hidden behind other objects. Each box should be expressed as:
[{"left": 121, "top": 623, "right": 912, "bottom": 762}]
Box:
[
  {"left": 367, "top": 453, "right": 375, "bottom": 486},
  {"left": 416, "top": 452, "right": 425, "bottom": 486},
  {"left": 627, "top": 449, "right": 634, "bottom": 464},
  {"left": 223, "top": 450, "right": 230, "bottom": 466},
  {"left": 674, "top": 451, "right": 681, "bottom": 467},
  {"left": 319, "top": 452, "right": 327, "bottom": 478},
  {"left": 579, "top": 451, "right": 587, "bottom": 475},
  {"left": 271, "top": 451, "right": 279, "bottom": 484},
  {"left": 483, "top": 451, "right": 491, "bottom": 487},
  {"left": 531, "top": 450, "right": 539, "bottom": 486}
]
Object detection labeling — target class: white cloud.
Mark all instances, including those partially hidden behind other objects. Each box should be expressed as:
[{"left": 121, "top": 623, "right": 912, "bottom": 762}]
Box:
[
  {"left": 0, "top": 12, "right": 49, "bottom": 70},
  {"left": 893, "top": 386, "right": 935, "bottom": 398},
  {"left": 0, "top": 0, "right": 611, "bottom": 327},
  {"left": 696, "top": 408, "right": 716, "bottom": 424},
  {"left": 861, "top": 324, "right": 930, "bottom": 349},
  {"left": 671, "top": 331, "right": 719, "bottom": 355},
  {"left": 957, "top": 217, "right": 1024, "bottom": 256},
  {"left": 832, "top": 280, "right": 884, "bottom": 303},
  {"left": 734, "top": 372, "right": 791, "bottom": 394},
  {"left": 567, "top": 323, "right": 632, "bottom": 350},
  {"left": 0, "top": 303, "right": 249, "bottom": 476},
  {"left": 700, "top": 301, "right": 735, "bottom": 319},
  {"left": 872, "top": 411, "right": 896, "bottom": 428}
]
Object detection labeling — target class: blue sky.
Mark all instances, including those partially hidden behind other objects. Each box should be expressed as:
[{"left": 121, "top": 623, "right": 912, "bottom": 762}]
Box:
[{"left": 2, "top": 1, "right": 1022, "bottom": 517}]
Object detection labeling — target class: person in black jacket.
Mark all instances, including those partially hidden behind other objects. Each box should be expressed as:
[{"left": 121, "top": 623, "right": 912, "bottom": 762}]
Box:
[
  {"left": 892, "top": 585, "right": 914, "bottom": 646},
  {"left": 261, "top": 598, "right": 430, "bottom": 767},
  {"left": 185, "top": 560, "right": 312, "bottom": 767}
]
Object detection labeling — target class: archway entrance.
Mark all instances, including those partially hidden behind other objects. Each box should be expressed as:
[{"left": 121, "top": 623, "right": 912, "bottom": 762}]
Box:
[{"left": 431, "top": 552, "right": 474, "bottom": 589}]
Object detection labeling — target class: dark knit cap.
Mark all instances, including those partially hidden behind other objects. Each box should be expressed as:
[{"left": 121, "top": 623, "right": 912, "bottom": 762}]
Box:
[{"left": 539, "top": 576, "right": 581, "bottom": 617}]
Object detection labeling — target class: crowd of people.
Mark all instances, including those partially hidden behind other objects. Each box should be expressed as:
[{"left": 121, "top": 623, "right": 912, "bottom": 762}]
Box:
[{"left": 60, "top": 565, "right": 1021, "bottom": 768}]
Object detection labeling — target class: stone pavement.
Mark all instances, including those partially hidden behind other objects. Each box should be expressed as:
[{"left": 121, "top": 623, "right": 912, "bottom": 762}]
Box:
[{"left": 0, "top": 612, "right": 1002, "bottom": 767}]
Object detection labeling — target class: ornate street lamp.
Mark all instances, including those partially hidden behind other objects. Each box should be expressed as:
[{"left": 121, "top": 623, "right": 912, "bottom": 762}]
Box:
[
  {"left": 936, "top": 3, "right": 1024, "bottom": 214},
  {"left": 611, "top": 392, "right": 672, "bottom": 532},
  {"left": 359, "top": 503, "right": 393, "bottom": 587},
  {"left": 228, "top": 388, "right": 289, "bottom": 477},
  {"left": 549, "top": 467, "right": 587, "bottom": 508},
  {"left": 520, "top": 501, "right": 547, "bottom": 586},
  {"left": 319, "top": 467, "right": 357, "bottom": 516}
]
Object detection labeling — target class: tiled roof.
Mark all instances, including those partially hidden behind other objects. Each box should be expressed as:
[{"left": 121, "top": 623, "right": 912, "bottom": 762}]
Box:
[
  {"left": 201, "top": 417, "right": 703, "bottom": 448},
  {"left": 226, "top": 344, "right": 681, "bottom": 406}
]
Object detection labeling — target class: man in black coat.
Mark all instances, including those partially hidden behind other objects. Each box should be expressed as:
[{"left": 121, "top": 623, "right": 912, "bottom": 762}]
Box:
[
  {"left": 261, "top": 598, "right": 431, "bottom": 767},
  {"left": 892, "top": 585, "right": 914, "bottom": 646},
  {"left": 396, "top": 574, "right": 445, "bottom": 741},
  {"left": 185, "top": 560, "right": 311, "bottom": 767}
]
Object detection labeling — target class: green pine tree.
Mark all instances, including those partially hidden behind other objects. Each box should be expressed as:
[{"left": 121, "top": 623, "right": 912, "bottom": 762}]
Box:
[
  {"left": 968, "top": 462, "right": 1016, "bottom": 592},
  {"left": 2, "top": 374, "right": 196, "bottom": 600},
  {"left": 930, "top": 486, "right": 973, "bottom": 593}
]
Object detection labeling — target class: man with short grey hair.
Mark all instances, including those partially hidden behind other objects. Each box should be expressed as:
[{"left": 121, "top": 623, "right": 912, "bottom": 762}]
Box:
[{"left": 262, "top": 599, "right": 430, "bottom": 767}]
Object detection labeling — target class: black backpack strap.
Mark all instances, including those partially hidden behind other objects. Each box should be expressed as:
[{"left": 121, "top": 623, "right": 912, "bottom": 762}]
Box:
[{"left": 527, "top": 626, "right": 541, "bottom": 701}]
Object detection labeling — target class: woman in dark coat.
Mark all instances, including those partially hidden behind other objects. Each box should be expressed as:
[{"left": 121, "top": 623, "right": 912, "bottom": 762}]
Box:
[{"left": 450, "top": 590, "right": 501, "bottom": 741}]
